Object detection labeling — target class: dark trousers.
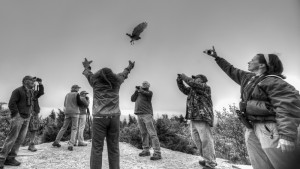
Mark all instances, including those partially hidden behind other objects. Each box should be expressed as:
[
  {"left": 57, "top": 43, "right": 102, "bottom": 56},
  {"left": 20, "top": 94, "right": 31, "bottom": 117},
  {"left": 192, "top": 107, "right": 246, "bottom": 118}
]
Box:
[{"left": 90, "top": 115, "right": 120, "bottom": 169}]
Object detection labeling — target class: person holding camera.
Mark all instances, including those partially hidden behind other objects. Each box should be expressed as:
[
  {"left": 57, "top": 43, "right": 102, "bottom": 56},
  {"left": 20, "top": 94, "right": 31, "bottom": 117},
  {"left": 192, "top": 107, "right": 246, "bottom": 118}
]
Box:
[
  {"left": 28, "top": 77, "right": 44, "bottom": 152},
  {"left": 52, "top": 84, "right": 86, "bottom": 151},
  {"left": 131, "top": 81, "right": 162, "bottom": 161},
  {"left": 75, "top": 90, "right": 90, "bottom": 146},
  {"left": 176, "top": 73, "right": 217, "bottom": 169},
  {"left": 204, "top": 46, "right": 300, "bottom": 169},
  {"left": 0, "top": 76, "right": 35, "bottom": 168},
  {"left": 82, "top": 58, "right": 135, "bottom": 169}
]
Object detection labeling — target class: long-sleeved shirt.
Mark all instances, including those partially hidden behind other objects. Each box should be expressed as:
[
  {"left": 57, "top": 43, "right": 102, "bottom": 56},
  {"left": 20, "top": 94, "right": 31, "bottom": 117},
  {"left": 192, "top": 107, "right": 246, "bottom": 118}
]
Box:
[
  {"left": 131, "top": 88, "right": 153, "bottom": 115},
  {"left": 83, "top": 67, "right": 131, "bottom": 117}
]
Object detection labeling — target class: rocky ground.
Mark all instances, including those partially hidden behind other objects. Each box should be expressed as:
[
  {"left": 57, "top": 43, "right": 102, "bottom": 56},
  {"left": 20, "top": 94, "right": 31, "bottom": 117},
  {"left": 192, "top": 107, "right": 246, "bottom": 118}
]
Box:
[{"left": 6, "top": 141, "right": 252, "bottom": 169}]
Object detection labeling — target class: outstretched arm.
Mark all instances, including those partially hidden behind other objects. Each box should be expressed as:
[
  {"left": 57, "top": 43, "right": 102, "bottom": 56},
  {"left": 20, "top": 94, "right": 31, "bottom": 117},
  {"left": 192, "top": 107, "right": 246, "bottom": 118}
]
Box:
[
  {"left": 82, "top": 58, "right": 94, "bottom": 87},
  {"left": 117, "top": 60, "right": 135, "bottom": 83},
  {"left": 204, "top": 46, "right": 251, "bottom": 85}
]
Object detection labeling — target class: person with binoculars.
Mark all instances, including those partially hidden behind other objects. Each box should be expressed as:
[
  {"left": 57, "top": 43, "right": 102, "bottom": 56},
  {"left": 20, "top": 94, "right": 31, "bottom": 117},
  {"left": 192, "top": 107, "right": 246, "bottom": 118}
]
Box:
[
  {"left": 0, "top": 76, "right": 36, "bottom": 168},
  {"left": 204, "top": 46, "right": 300, "bottom": 169},
  {"left": 28, "top": 77, "right": 45, "bottom": 152},
  {"left": 131, "top": 81, "right": 162, "bottom": 161},
  {"left": 176, "top": 73, "right": 217, "bottom": 169}
]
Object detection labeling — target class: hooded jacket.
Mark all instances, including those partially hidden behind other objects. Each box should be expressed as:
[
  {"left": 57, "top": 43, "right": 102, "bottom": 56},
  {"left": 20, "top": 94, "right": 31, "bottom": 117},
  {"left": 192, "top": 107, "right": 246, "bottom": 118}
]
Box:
[{"left": 83, "top": 67, "right": 131, "bottom": 117}]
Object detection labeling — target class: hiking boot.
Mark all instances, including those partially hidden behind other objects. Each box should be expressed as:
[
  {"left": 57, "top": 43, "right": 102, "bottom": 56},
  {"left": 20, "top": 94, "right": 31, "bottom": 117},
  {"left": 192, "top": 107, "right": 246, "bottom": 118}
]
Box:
[
  {"left": 68, "top": 145, "right": 73, "bottom": 151},
  {"left": 4, "top": 158, "right": 21, "bottom": 166},
  {"left": 150, "top": 152, "right": 162, "bottom": 160},
  {"left": 28, "top": 143, "right": 37, "bottom": 152},
  {"left": 52, "top": 141, "right": 61, "bottom": 148},
  {"left": 138, "top": 150, "right": 150, "bottom": 157},
  {"left": 199, "top": 159, "right": 206, "bottom": 166},
  {"left": 199, "top": 160, "right": 216, "bottom": 169},
  {"left": 78, "top": 142, "right": 87, "bottom": 146}
]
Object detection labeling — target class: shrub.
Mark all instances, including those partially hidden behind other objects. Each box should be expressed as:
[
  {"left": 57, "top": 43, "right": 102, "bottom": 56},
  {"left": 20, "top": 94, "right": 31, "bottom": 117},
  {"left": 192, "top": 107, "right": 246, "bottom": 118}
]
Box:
[{"left": 212, "top": 105, "right": 250, "bottom": 164}]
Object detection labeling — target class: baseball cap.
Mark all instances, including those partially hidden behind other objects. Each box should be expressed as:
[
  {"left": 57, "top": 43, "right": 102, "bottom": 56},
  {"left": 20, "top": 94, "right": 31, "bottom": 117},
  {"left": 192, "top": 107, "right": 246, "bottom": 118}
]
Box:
[
  {"left": 71, "top": 84, "right": 81, "bottom": 89},
  {"left": 192, "top": 74, "right": 208, "bottom": 83},
  {"left": 22, "top": 76, "right": 34, "bottom": 83}
]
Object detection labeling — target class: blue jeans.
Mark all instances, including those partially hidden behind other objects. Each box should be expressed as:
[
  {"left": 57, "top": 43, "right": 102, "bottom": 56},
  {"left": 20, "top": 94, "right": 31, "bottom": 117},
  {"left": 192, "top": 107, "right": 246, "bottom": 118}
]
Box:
[
  {"left": 0, "top": 114, "right": 30, "bottom": 162},
  {"left": 137, "top": 114, "right": 161, "bottom": 153},
  {"left": 55, "top": 115, "right": 78, "bottom": 146},
  {"left": 90, "top": 115, "right": 120, "bottom": 169}
]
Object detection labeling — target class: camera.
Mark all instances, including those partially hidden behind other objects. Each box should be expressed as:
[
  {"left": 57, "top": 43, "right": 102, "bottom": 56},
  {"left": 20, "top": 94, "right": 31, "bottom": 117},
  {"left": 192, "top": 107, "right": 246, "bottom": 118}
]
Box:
[
  {"left": 136, "top": 86, "right": 140, "bottom": 90},
  {"left": 204, "top": 50, "right": 214, "bottom": 55}
]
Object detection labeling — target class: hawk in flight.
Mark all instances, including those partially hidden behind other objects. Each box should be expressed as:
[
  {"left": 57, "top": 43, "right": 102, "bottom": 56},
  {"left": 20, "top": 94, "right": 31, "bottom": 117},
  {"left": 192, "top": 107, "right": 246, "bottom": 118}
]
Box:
[{"left": 126, "top": 22, "right": 148, "bottom": 45}]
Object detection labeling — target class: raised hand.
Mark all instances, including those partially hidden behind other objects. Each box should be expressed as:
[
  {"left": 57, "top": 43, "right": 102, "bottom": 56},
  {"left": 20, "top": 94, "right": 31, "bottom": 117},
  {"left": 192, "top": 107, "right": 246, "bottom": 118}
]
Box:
[
  {"left": 203, "top": 46, "right": 219, "bottom": 58},
  {"left": 82, "top": 58, "right": 93, "bottom": 69},
  {"left": 128, "top": 60, "right": 135, "bottom": 70}
]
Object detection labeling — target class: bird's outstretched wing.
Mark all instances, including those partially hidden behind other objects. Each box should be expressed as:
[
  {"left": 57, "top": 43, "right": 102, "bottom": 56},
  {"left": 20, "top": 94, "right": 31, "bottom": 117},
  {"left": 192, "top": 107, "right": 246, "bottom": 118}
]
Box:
[{"left": 132, "top": 22, "right": 148, "bottom": 36}]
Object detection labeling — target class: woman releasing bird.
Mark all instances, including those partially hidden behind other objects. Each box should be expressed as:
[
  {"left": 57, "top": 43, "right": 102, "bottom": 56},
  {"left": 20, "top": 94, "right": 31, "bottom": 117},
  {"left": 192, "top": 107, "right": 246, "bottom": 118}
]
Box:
[{"left": 126, "top": 22, "right": 148, "bottom": 45}]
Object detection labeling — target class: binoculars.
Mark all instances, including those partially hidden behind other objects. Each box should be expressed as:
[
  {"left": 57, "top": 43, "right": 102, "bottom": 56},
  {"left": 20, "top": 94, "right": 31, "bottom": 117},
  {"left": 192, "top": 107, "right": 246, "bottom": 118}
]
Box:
[{"left": 33, "top": 77, "right": 42, "bottom": 82}]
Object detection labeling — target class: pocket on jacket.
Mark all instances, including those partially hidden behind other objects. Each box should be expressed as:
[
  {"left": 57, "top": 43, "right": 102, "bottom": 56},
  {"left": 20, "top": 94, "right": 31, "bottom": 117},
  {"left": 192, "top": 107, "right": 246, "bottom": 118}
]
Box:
[
  {"left": 246, "top": 100, "right": 274, "bottom": 116},
  {"left": 258, "top": 122, "right": 279, "bottom": 137}
]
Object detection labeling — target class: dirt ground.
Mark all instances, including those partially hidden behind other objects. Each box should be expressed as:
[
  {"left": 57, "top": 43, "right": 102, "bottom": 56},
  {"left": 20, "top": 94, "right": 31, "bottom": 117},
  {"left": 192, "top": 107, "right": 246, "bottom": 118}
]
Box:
[{"left": 7, "top": 141, "right": 252, "bottom": 169}]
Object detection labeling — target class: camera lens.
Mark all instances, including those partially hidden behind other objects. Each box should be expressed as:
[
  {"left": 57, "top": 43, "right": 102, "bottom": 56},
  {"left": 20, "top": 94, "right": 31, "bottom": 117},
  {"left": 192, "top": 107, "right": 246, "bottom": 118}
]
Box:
[{"left": 207, "top": 50, "right": 212, "bottom": 55}]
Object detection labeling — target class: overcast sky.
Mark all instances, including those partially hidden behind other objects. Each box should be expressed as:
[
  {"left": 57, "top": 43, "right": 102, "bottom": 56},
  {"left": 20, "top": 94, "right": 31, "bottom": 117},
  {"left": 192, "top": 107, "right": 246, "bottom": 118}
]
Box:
[{"left": 0, "top": 0, "right": 299, "bottom": 117}]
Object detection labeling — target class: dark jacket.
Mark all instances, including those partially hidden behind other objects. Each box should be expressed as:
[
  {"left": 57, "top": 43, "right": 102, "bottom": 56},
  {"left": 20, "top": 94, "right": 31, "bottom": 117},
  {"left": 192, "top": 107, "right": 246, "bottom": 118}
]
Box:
[
  {"left": 131, "top": 88, "right": 153, "bottom": 115},
  {"left": 79, "top": 97, "right": 90, "bottom": 115},
  {"left": 33, "top": 84, "right": 44, "bottom": 114},
  {"left": 215, "top": 57, "right": 300, "bottom": 142},
  {"left": 177, "top": 76, "right": 214, "bottom": 127},
  {"left": 82, "top": 68, "right": 131, "bottom": 117},
  {"left": 9, "top": 86, "right": 34, "bottom": 118}
]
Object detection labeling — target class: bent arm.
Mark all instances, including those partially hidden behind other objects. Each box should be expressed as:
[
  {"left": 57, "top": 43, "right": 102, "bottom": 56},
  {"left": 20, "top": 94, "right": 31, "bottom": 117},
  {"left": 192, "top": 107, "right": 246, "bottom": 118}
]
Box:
[
  {"left": 176, "top": 78, "right": 190, "bottom": 95},
  {"left": 131, "top": 90, "right": 139, "bottom": 102},
  {"left": 35, "top": 84, "right": 44, "bottom": 98}
]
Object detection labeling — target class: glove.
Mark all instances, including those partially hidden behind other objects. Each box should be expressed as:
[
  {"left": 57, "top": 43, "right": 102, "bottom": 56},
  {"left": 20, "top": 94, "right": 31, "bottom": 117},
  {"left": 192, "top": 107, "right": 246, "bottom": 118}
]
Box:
[
  {"left": 127, "top": 60, "right": 135, "bottom": 71},
  {"left": 82, "top": 58, "right": 93, "bottom": 70},
  {"left": 276, "top": 138, "right": 295, "bottom": 153}
]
